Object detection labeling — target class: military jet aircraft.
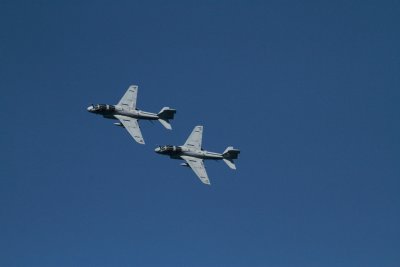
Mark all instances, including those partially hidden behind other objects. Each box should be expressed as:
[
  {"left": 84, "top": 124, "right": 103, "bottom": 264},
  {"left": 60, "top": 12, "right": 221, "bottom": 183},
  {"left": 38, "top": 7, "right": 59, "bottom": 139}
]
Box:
[
  {"left": 155, "top": 125, "right": 240, "bottom": 185},
  {"left": 87, "top": 85, "right": 176, "bottom": 144}
]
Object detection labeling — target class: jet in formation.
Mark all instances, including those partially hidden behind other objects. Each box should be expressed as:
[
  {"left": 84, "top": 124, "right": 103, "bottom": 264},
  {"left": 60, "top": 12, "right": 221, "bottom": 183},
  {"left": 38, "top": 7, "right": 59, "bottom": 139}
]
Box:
[
  {"left": 87, "top": 85, "right": 176, "bottom": 144},
  {"left": 155, "top": 126, "right": 240, "bottom": 185}
]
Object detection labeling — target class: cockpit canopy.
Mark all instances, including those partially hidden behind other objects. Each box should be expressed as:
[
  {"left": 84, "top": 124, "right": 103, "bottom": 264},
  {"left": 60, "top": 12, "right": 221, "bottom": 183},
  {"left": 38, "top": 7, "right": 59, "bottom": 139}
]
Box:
[
  {"left": 158, "top": 145, "right": 175, "bottom": 152},
  {"left": 90, "top": 104, "right": 115, "bottom": 112},
  {"left": 156, "top": 145, "right": 182, "bottom": 153}
]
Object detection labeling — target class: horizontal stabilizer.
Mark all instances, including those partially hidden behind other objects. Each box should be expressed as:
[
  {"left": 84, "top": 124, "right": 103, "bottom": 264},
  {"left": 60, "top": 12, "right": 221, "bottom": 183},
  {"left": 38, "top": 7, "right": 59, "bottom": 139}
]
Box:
[
  {"left": 223, "top": 158, "right": 236, "bottom": 170},
  {"left": 158, "top": 119, "right": 172, "bottom": 130}
]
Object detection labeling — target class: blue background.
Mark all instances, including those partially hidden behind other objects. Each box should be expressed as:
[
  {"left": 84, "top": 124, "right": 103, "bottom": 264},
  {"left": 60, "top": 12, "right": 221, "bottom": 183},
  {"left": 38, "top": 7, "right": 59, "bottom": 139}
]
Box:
[{"left": 1, "top": 1, "right": 399, "bottom": 266}]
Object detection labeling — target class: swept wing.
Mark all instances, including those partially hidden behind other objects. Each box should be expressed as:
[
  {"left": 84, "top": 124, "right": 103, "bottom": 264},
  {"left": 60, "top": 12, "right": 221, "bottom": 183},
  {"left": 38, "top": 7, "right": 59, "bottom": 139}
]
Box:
[
  {"left": 114, "top": 115, "right": 145, "bottom": 144},
  {"left": 181, "top": 155, "right": 210, "bottom": 185},
  {"left": 183, "top": 126, "right": 203, "bottom": 150},
  {"left": 117, "top": 85, "right": 138, "bottom": 109}
]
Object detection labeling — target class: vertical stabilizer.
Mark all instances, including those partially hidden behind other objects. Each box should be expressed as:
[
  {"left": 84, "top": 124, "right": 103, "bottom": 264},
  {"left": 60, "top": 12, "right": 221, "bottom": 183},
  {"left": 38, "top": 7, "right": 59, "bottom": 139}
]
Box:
[
  {"left": 222, "top": 146, "right": 240, "bottom": 169},
  {"left": 157, "top": 107, "right": 176, "bottom": 130}
]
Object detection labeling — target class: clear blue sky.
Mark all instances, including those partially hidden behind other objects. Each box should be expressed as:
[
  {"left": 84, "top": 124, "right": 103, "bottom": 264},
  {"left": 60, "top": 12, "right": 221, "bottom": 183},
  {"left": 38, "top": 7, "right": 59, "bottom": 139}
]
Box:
[{"left": 1, "top": 1, "right": 399, "bottom": 266}]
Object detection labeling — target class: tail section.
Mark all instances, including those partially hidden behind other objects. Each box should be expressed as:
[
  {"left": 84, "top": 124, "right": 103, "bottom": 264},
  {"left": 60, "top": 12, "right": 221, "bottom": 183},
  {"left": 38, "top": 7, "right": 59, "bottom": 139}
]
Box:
[
  {"left": 223, "top": 159, "right": 236, "bottom": 170},
  {"left": 158, "top": 107, "right": 176, "bottom": 130},
  {"left": 158, "top": 119, "right": 172, "bottom": 130},
  {"left": 222, "top": 146, "right": 240, "bottom": 170}
]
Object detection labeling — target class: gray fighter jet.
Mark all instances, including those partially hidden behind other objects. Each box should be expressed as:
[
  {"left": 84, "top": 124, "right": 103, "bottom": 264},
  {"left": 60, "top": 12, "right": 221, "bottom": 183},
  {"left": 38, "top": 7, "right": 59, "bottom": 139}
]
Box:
[
  {"left": 87, "top": 85, "right": 176, "bottom": 144},
  {"left": 155, "top": 126, "right": 240, "bottom": 185}
]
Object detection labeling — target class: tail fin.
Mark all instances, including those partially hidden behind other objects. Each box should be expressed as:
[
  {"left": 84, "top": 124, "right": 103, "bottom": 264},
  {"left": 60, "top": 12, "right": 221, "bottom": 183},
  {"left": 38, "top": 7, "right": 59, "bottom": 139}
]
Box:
[
  {"left": 222, "top": 146, "right": 240, "bottom": 170},
  {"left": 158, "top": 107, "right": 176, "bottom": 130}
]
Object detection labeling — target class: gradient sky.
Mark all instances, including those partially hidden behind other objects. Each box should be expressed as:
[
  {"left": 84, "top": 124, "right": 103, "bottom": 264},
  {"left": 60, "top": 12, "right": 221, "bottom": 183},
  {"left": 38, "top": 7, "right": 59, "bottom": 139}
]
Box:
[{"left": 1, "top": 1, "right": 399, "bottom": 266}]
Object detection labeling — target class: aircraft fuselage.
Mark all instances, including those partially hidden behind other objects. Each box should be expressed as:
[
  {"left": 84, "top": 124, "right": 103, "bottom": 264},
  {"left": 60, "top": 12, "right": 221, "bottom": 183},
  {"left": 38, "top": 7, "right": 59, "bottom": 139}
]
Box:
[
  {"left": 155, "top": 145, "right": 223, "bottom": 160},
  {"left": 87, "top": 104, "right": 159, "bottom": 120}
]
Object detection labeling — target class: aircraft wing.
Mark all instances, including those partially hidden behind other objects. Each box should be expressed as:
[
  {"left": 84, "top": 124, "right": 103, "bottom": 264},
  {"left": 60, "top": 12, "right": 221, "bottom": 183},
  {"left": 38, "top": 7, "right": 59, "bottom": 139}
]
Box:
[
  {"left": 117, "top": 85, "right": 138, "bottom": 109},
  {"left": 114, "top": 115, "right": 145, "bottom": 144},
  {"left": 183, "top": 125, "right": 203, "bottom": 150},
  {"left": 181, "top": 155, "right": 210, "bottom": 185}
]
